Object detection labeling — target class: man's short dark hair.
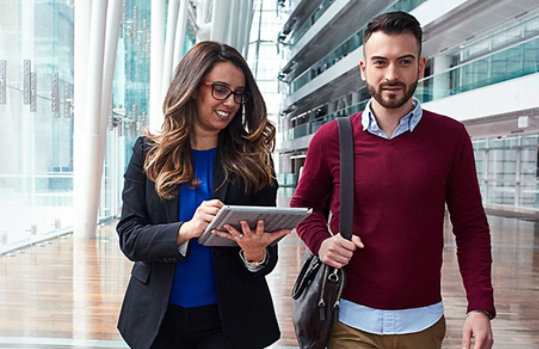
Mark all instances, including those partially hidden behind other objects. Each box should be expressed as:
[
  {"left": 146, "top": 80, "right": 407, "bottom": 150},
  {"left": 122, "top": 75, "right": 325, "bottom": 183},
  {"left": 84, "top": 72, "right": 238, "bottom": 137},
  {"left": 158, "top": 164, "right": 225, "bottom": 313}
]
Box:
[{"left": 363, "top": 11, "right": 423, "bottom": 56}]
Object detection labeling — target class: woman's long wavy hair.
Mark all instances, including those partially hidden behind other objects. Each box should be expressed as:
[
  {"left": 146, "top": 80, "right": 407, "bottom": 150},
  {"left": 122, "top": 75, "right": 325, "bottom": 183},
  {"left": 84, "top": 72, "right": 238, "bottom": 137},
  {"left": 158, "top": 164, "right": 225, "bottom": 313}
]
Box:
[{"left": 144, "top": 41, "right": 276, "bottom": 200}]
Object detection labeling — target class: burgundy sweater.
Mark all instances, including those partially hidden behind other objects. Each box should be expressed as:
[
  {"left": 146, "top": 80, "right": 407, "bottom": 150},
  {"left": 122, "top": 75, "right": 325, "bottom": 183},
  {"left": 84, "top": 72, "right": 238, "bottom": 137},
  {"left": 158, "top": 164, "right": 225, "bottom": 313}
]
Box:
[{"left": 290, "top": 110, "right": 495, "bottom": 315}]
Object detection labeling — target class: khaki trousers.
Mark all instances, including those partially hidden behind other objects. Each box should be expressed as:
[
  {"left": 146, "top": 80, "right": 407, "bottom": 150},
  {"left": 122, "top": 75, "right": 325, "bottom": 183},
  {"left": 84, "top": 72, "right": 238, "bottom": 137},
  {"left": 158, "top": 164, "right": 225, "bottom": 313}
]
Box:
[{"left": 328, "top": 316, "right": 446, "bottom": 349}]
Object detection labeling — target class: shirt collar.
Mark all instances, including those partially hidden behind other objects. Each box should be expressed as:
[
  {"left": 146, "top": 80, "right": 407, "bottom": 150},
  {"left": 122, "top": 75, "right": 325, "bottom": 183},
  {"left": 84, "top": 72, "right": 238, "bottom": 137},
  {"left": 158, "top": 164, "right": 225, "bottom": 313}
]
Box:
[{"left": 361, "top": 97, "right": 423, "bottom": 132}]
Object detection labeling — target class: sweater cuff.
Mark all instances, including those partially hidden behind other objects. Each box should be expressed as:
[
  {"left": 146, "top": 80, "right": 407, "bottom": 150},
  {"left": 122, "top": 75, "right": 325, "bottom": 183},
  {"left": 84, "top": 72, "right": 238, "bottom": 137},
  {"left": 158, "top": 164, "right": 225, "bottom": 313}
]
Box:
[{"left": 467, "top": 310, "right": 495, "bottom": 320}]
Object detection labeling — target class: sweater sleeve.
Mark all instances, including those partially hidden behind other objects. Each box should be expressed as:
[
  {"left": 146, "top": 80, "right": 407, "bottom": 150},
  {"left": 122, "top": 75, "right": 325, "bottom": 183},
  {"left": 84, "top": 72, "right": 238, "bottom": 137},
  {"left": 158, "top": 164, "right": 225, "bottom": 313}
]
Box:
[
  {"left": 446, "top": 124, "right": 496, "bottom": 317},
  {"left": 290, "top": 123, "right": 335, "bottom": 255}
]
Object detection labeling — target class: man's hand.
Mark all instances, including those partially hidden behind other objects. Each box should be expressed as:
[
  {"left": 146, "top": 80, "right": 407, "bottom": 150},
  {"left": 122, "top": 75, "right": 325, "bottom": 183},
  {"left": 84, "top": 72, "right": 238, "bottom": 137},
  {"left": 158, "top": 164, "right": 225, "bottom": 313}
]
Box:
[
  {"left": 318, "top": 233, "right": 364, "bottom": 268},
  {"left": 462, "top": 312, "right": 493, "bottom": 349}
]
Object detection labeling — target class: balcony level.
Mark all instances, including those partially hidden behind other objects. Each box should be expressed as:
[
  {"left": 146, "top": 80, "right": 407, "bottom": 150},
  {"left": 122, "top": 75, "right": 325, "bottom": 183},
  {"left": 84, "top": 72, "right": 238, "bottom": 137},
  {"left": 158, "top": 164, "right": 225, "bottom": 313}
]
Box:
[
  {"left": 279, "top": 0, "right": 394, "bottom": 81},
  {"left": 284, "top": 0, "right": 537, "bottom": 107}
]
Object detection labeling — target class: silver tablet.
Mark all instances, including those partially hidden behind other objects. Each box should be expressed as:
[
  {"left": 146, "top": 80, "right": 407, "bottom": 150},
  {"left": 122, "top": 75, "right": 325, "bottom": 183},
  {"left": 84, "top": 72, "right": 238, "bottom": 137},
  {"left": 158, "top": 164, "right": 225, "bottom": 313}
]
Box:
[{"left": 198, "top": 205, "right": 312, "bottom": 247}]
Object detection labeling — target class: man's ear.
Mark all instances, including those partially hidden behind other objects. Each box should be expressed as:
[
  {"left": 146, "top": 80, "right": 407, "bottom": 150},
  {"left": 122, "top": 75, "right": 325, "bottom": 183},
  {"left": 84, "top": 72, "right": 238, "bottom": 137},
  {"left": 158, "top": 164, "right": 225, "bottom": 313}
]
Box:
[
  {"left": 359, "top": 61, "right": 366, "bottom": 81},
  {"left": 418, "top": 56, "right": 426, "bottom": 79}
]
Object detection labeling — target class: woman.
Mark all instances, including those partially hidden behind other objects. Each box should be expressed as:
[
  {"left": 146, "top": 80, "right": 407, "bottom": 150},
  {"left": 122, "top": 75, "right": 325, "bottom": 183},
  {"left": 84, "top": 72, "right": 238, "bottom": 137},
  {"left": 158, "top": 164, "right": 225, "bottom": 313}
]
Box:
[{"left": 116, "top": 41, "right": 290, "bottom": 349}]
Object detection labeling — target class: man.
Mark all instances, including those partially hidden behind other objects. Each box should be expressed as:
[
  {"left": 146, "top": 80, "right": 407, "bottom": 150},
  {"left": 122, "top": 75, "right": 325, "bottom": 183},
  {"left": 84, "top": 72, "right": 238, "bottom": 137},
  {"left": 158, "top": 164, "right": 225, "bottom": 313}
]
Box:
[{"left": 290, "top": 11, "right": 495, "bottom": 349}]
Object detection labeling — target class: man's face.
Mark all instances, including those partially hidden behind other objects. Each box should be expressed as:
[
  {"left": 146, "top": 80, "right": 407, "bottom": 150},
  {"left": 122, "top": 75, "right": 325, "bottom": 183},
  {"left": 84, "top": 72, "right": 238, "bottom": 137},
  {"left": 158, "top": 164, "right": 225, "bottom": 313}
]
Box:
[{"left": 360, "top": 31, "right": 425, "bottom": 111}]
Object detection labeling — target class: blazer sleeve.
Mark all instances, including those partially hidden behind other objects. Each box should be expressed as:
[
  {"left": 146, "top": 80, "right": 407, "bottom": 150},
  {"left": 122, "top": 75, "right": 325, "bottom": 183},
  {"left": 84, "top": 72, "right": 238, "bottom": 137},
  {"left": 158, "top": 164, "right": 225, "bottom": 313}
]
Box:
[{"left": 116, "top": 136, "right": 186, "bottom": 263}]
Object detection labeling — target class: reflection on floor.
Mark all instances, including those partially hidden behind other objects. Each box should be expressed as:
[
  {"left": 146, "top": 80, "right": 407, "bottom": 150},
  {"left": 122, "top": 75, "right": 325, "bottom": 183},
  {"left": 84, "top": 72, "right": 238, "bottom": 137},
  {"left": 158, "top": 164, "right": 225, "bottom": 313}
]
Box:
[{"left": 0, "top": 200, "right": 538, "bottom": 348}]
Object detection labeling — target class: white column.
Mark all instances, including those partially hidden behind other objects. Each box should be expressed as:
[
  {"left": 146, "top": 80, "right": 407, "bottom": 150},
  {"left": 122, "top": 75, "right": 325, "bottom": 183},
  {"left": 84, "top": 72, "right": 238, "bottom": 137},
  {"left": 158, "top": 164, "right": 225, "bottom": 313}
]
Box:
[
  {"left": 73, "top": 0, "right": 91, "bottom": 239},
  {"left": 73, "top": 0, "right": 91, "bottom": 205},
  {"left": 236, "top": 0, "right": 248, "bottom": 53},
  {"left": 196, "top": 0, "right": 211, "bottom": 41},
  {"left": 198, "top": 0, "right": 212, "bottom": 23},
  {"left": 197, "top": 22, "right": 212, "bottom": 42},
  {"left": 74, "top": 0, "right": 107, "bottom": 239},
  {"left": 99, "top": 0, "right": 123, "bottom": 218},
  {"left": 149, "top": 0, "right": 165, "bottom": 132},
  {"left": 225, "top": 0, "right": 239, "bottom": 47},
  {"left": 173, "top": 0, "right": 189, "bottom": 67},
  {"left": 21, "top": 1, "right": 35, "bottom": 209},
  {"left": 101, "top": 0, "right": 123, "bottom": 131},
  {"left": 432, "top": 55, "right": 451, "bottom": 100},
  {"left": 242, "top": 0, "right": 254, "bottom": 58},
  {"left": 210, "top": 0, "right": 230, "bottom": 43},
  {"left": 161, "top": 0, "right": 179, "bottom": 103}
]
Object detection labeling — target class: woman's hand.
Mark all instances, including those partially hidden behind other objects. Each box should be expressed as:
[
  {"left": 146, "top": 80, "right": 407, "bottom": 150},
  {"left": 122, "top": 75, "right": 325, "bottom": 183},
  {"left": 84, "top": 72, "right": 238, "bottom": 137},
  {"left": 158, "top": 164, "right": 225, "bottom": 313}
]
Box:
[
  {"left": 213, "top": 220, "right": 291, "bottom": 262},
  {"left": 177, "top": 199, "right": 224, "bottom": 245}
]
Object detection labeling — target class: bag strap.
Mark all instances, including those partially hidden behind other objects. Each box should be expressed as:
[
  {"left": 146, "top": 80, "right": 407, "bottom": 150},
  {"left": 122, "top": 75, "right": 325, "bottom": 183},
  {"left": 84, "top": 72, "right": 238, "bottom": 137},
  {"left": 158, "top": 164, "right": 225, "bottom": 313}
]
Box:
[{"left": 337, "top": 116, "right": 354, "bottom": 241}]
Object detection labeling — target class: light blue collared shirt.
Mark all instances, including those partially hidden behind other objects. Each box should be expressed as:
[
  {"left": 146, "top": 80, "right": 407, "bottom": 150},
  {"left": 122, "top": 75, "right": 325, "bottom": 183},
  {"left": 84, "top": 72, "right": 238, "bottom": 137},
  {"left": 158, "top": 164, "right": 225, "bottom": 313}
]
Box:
[
  {"left": 361, "top": 97, "right": 422, "bottom": 139},
  {"left": 340, "top": 299, "right": 444, "bottom": 335},
  {"left": 341, "top": 97, "right": 444, "bottom": 334}
]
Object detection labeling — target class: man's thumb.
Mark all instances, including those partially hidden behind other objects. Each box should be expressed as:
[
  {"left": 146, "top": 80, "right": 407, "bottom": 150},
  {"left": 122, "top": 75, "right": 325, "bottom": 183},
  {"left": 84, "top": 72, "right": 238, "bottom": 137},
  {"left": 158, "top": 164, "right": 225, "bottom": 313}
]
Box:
[{"left": 462, "top": 325, "right": 472, "bottom": 349}]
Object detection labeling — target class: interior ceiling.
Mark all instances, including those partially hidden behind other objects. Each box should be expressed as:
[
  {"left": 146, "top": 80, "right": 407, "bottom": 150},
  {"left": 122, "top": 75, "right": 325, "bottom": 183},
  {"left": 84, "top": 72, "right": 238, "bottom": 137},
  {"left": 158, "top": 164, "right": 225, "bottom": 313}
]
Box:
[{"left": 422, "top": 0, "right": 539, "bottom": 57}]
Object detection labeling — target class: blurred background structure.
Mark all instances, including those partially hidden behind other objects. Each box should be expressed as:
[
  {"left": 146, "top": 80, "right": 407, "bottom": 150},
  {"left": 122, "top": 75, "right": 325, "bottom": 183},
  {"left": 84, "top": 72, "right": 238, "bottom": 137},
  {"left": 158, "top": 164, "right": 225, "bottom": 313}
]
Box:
[{"left": 0, "top": 1, "right": 538, "bottom": 348}]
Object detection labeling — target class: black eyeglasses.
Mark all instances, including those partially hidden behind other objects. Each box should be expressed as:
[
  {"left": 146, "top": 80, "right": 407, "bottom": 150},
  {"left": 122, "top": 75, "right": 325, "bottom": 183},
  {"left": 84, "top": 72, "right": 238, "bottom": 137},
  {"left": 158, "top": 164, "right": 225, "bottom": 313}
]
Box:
[{"left": 200, "top": 81, "right": 250, "bottom": 104}]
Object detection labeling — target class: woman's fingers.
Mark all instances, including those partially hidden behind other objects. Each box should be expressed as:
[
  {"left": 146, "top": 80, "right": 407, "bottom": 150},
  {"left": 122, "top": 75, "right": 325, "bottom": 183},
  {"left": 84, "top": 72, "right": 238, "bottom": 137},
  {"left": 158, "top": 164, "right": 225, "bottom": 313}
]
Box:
[
  {"left": 211, "top": 229, "right": 240, "bottom": 241},
  {"left": 266, "top": 229, "right": 291, "bottom": 243}
]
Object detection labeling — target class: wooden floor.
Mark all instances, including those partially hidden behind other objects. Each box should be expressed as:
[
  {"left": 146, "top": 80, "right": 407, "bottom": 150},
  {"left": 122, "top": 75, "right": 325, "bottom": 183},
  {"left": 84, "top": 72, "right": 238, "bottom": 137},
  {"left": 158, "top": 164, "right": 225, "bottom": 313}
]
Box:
[{"left": 0, "top": 211, "right": 538, "bottom": 348}]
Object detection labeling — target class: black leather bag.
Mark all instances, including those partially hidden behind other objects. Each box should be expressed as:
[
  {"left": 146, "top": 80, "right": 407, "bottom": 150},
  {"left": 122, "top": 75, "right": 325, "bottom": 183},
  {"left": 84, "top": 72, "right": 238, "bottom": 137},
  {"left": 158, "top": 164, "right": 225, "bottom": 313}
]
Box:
[
  {"left": 291, "top": 250, "right": 346, "bottom": 349},
  {"left": 291, "top": 117, "right": 354, "bottom": 349}
]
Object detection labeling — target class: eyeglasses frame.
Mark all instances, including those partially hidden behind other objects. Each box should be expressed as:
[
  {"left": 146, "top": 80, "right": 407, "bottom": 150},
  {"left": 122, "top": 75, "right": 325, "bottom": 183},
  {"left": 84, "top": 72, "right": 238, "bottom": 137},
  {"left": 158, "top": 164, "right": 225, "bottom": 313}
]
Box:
[{"left": 199, "top": 80, "right": 250, "bottom": 104}]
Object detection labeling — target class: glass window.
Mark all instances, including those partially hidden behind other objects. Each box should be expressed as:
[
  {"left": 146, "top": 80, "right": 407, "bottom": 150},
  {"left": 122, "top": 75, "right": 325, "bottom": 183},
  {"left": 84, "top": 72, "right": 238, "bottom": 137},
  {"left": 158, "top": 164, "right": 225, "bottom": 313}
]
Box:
[{"left": 0, "top": 1, "right": 75, "bottom": 253}]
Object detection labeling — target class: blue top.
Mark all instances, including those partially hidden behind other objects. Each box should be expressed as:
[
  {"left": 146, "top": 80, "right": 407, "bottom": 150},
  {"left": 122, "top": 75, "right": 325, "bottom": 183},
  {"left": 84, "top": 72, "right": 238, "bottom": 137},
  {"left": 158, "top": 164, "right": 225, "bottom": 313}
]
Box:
[
  {"left": 339, "top": 98, "right": 443, "bottom": 334},
  {"left": 169, "top": 148, "right": 218, "bottom": 308}
]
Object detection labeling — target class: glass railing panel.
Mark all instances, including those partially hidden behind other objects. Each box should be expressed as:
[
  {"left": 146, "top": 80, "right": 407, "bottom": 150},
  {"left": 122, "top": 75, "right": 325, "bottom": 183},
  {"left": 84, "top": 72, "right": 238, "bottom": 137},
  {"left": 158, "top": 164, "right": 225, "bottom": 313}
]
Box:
[
  {"left": 518, "top": 182, "right": 539, "bottom": 208},
  {"left": 385, "top": 0, "right": 427, "bottom": 13},
  {"left": 473, "top": 133, "right": 539, "bottom": 211},
  {"left": 486, "top": 181, "right": 516, "bottom": 205},
  {"left": 288, "top": 128, "right": 295, "bottom": 141},
  {"left": 458, "top": 14, "right": 538, "bottom": 64},
  {"left": 417, "top": 38, "right": 539, "bottom": 103},
  {"left": 0, "top": 86, "right": 74, "bottom": 254},
  {"left": 285, "top": 173, "right": 298, "bottom": 186},
  {"left": 277, "top": 173, "right": 298, "bottom": 187},
  {"left": 293, "top": 123, "right": 310, "bottom": 138},
  {"left": 286, "top": 100, "right": 369, "bottom": 141},
  {"left": 310, "top": 121, "right": 325, "bottom": 134}
]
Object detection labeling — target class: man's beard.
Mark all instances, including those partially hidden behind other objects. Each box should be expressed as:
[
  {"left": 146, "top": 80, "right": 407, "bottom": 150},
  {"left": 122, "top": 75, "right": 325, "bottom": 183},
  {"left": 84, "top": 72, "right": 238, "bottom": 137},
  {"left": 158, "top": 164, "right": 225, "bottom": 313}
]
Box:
[{"left": 367, "top": 80, "right": 418, "bottom": 109}]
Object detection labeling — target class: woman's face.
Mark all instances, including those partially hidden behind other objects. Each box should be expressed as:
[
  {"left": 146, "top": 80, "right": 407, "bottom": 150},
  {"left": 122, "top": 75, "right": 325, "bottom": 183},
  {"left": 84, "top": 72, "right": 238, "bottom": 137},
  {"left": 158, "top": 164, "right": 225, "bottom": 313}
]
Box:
[{"left": 194, "top": 61, "right": 246, "bottom": 141}]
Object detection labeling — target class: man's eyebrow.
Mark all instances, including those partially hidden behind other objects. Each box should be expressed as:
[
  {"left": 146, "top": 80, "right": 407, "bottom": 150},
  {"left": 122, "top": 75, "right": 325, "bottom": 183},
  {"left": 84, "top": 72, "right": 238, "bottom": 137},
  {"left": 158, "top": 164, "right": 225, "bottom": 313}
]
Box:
[
  {"left": 368, "top": 54, "right": 417, "bottom": 61},
  {"left": 398, "top": 54, "right": 417, "bottom": 60}
]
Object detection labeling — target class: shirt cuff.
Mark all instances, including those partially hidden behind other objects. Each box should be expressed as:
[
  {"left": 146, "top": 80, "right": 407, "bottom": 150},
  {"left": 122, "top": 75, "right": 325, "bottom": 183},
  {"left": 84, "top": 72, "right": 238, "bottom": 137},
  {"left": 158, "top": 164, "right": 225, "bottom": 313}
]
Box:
[
  {"left": 239, "top": 248, "right": 267, "bottom": 272},
  {"left": 177, "top": 240, "right": 189, "bottom": 257}
]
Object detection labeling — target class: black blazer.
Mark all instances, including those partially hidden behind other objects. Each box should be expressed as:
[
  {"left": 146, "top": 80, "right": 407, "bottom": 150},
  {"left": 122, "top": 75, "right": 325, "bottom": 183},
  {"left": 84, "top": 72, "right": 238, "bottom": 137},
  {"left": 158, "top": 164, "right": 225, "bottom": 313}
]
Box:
[{"left": 117, "top": 136, "right": 280, "bottom": 349}]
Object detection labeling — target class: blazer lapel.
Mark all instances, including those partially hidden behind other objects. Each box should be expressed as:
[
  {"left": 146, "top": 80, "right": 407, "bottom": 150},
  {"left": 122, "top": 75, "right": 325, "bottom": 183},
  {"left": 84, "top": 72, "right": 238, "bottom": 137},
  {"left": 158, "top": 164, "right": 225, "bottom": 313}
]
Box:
[
  {"left": 163, "top": 195, "right": 179, "bottom": 223},
  {"left": 213, "top": 152, "right": 229, "bottom": 201}
]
